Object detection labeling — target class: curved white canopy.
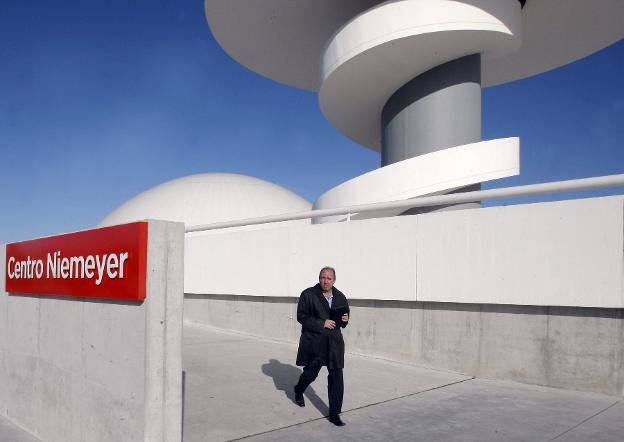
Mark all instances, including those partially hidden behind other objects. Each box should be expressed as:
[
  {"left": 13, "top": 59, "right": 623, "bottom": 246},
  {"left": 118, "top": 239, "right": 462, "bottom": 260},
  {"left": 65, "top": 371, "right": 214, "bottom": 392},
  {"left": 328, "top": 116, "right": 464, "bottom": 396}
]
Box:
[{"left": 205, "top": 0, "right": 623, "bottom": 91}]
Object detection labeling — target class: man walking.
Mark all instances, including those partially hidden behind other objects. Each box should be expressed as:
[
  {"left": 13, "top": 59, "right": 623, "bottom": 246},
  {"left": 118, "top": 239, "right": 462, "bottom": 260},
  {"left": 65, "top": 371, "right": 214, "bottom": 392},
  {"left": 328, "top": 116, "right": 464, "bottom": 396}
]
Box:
[{"left": 294, "top": 266, "right": 350, "bottom": 426}]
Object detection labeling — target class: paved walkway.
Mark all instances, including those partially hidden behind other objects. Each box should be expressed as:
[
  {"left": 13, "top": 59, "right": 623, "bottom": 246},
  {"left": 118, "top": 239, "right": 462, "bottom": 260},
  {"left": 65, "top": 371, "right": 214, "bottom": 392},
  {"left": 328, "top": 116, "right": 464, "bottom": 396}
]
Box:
[
  {"left": 1, "top": 323, "right": 622, "bottom": 441},
  {"left": 182, "top": 323, "right": 624, "bottom": 442},
  {"left": 0, "top": 413, "right": 40, "bottom": 442}
]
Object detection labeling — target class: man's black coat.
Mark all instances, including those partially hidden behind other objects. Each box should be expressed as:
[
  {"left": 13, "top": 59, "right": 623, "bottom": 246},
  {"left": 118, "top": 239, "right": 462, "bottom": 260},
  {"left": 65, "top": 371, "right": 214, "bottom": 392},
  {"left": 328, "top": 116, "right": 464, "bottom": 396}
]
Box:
[{"left": 296, "top": 283, "right": 349, "bottom": 369}]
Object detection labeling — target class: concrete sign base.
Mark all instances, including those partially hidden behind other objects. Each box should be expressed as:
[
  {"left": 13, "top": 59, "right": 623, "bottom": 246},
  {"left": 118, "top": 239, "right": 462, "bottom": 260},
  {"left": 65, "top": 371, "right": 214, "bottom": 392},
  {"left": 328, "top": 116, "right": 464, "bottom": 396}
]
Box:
[{"left": 1, "top": 220, "right": 184, "bottom": 442}]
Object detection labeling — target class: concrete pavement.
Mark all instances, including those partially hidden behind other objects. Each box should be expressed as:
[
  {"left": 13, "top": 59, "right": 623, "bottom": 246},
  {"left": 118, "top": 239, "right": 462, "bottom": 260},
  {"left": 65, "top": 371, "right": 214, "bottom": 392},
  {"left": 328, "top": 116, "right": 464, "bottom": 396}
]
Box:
[
  {"left": 0, "top": 414, "right": 40, "bottom": 442},
  {"left": 1, "top": 322, "right": 621, "bottom": 441},
  {"left": 182, "top": 323, "right": 624, "bottom": 442}
]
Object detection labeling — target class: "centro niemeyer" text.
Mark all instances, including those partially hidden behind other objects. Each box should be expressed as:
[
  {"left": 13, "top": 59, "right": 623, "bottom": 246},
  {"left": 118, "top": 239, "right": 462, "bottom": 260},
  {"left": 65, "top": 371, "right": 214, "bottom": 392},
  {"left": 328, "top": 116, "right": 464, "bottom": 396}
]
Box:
[{"left": 7, "top": 251, "right": 130, "bottom": 286}]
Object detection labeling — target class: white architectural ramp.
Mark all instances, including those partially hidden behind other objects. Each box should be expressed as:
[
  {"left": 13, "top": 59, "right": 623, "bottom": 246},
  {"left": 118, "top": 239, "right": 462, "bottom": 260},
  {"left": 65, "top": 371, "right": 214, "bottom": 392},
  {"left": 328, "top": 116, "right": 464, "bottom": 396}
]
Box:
[{"left": 312, "top": 137, "right": 519, "bottom": 223}]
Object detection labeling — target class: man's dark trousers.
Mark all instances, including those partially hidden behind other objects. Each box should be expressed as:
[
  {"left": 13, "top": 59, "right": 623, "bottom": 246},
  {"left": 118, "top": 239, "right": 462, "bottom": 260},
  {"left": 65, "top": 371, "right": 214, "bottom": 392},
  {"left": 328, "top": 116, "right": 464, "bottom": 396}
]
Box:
[{"left": 295, "top": 365, "right": 343, "bottom": 415}]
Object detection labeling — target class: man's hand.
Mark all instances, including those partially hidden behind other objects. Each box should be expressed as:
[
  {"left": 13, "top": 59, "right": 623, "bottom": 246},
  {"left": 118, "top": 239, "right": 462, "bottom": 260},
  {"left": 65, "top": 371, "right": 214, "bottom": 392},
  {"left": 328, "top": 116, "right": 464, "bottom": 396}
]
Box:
[
  {"left": 324, "top": 319, "right": 336, "bottom": 329},
  {"left": 341, "top": 313, "right": 349, "bottom": 323}
]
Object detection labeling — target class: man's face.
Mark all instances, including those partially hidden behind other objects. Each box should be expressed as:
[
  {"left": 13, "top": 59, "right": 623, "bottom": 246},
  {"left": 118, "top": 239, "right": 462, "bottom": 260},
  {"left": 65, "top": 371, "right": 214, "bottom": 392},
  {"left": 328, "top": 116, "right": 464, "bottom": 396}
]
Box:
[{"left": 319, "top": 269, "right": 335, "bottom": 293}]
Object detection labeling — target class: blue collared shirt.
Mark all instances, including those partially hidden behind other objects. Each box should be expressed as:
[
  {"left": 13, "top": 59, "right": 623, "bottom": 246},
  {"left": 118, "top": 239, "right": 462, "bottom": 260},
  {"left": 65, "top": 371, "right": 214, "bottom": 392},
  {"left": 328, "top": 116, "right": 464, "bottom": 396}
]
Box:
[{"left": 324, "top": 292, "right": 333, "bottom": 308}]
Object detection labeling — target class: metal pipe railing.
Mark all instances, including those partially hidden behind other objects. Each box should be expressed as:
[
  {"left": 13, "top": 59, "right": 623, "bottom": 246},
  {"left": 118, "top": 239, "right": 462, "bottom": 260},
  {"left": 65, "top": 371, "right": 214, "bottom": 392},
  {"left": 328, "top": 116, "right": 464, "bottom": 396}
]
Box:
[{"left": 185, "top": 173, "right": 624, "bottom": 233}]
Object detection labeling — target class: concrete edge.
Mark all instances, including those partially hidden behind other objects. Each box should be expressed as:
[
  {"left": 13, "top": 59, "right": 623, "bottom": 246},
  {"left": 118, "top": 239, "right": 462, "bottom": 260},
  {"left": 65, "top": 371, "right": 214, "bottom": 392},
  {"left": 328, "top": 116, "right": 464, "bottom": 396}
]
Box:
[{"left": 144, "top": 221, "right": 185, "bottom": 441}]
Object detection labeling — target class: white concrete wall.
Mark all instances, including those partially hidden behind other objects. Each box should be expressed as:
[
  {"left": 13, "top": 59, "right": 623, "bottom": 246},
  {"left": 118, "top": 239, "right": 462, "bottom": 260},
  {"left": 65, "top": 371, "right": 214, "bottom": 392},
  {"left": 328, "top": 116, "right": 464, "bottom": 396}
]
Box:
[
  {"left": 185, "top": 196, "right": 624, "bottom": 308},
  {"left": 418, "top": 196, "right": 624, "bottom": 307},
  {"left": 312, "top": 138, "right": 520, "bottom": 223},
  {"left": 185, "top": 215, "right": 419, "bottom": 302},
  {"left": 1, "top": 220, "right": 184, "bottom": 442}
]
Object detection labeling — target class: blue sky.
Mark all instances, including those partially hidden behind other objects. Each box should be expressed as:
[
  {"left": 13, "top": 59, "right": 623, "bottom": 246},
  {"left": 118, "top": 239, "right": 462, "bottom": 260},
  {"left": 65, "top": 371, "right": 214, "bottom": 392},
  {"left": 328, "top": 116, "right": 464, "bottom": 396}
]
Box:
[{"left": 1, "top": 0, "right": 622, "bottom": 244}]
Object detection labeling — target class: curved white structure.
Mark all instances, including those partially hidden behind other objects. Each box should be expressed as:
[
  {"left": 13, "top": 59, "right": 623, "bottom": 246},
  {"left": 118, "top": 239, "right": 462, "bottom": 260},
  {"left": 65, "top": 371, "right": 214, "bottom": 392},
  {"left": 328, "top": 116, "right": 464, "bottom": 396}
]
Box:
[
  {"left": 320, "top": 0, "right": 521, "bottom": 150},
  {"left": 204, "top": 0, "right": 623, "bottom": 90},
  {"left": 203, "top": 0, "right": 623, "bottom": 221},
  {"left": 99, "top": 173, "right": 312, "bottom": 228},
  {"left": 204, "top": 0, "right": 382, "bottom": 91},
  {"left": 313, "top": 138, "right": 520, "bottom": 222}
]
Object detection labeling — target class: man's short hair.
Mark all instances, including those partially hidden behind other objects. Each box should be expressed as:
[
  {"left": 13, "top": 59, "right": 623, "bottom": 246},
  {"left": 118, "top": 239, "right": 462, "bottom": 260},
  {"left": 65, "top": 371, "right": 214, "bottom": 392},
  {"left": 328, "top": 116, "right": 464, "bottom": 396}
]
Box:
[{"left": 319, "top": 266, "right": 336, "bottom": 280}]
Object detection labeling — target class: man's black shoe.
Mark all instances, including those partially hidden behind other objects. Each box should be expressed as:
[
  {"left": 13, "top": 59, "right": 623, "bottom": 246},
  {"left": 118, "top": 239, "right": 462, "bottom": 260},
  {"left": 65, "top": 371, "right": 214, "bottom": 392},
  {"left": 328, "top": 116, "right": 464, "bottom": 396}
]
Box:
[
  {"left": 294, "top": 388, "right": 305, "bottom": 407},
  {"left": 328, "top": 414, "right": 345, "bottom": 426}
]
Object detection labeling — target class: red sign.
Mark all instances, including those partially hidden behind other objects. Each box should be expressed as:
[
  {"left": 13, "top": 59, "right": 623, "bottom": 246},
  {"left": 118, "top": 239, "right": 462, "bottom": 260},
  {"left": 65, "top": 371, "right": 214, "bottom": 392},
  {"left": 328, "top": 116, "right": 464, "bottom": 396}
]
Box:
[{"left": 5, "top": 222, "right": 148, "bottom": 301}]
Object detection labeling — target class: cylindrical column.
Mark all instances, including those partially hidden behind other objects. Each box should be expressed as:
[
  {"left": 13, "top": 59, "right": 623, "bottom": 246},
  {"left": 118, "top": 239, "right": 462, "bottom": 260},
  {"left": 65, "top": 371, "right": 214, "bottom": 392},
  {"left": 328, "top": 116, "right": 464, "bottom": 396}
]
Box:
[
  {"left": 382, "top": 53, "right": 482, "bottom": 213},
  {"left": 381, "top": 53, "right": 482, "bottom": 166},
  {"left": 313, "top": 1, "right": 523, "bottom": 221}
]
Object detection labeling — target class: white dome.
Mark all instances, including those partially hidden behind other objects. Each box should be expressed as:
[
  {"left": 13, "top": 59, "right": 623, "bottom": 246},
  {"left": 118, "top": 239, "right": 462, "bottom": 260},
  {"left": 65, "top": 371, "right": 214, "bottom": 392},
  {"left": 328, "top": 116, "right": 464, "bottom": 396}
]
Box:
[{"left": 98, "top": 173, "right": 312, "bottom": 228}]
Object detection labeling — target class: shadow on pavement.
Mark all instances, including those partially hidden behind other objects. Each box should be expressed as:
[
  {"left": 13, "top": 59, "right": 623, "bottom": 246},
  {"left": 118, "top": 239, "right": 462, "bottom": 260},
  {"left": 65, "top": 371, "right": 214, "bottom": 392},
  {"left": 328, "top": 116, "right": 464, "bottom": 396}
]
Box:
[{"left": 261, "top": 358, "right": 329, "bottom": 415}]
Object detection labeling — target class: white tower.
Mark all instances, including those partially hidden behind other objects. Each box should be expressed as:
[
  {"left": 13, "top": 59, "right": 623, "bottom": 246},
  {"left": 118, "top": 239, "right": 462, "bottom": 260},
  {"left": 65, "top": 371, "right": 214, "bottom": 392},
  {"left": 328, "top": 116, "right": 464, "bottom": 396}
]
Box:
[{"left": 204, "top": 0, "right": 623, "bottom": 221}]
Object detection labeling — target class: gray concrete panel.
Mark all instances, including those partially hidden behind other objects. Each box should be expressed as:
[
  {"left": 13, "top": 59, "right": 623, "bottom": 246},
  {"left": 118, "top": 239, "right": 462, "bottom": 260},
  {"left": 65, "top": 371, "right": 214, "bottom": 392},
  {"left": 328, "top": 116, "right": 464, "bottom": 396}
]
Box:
[
  {"left": 184, "top": 295, "right": 624, "bottom": 396},
  {"left": 421, "top": 302, "right": 482, "bottom": 374},
  {"left": 80, "top": 381, "right": 143, "bottom": 442},
  {"left": 0, "top": 348, "right": 5, "bottom": 419},
  {"left": 82, "top": 300, "right": 146, "bottom": 400},
  {"left": 38, "top": 298, "right": 83, "bottom": 375},
  {"left": 185, "top": 294, "right": 302, "bottom": 344},
  {"left": 261, "top": 297, "right": 299, "bottom": 342},
  {"left": 186, "top": 294, "right": 237, "bottom": 331},
  {"left": 345, "top": 300, "right": 423, "bottom": 365},
  {"left": 546, "top": 307, "right": 624, "bottom": 396},
  {"left": 234, "top": 295, "right": 265, "bottom": 335},
  {"left": 5, "top": 353, "right": 40, "bottom": 435},
  {"left": 341, "top": 302, "right": 376, "bottom": 354},
  {"left": 479, "top": 304, "right": 550, "bottom": 385},
  {"left": 6, "top": 295, "right": 39, "bottom": 358},
  {"left": 35, "top": 361, "right": 82, "bottom": 442}
]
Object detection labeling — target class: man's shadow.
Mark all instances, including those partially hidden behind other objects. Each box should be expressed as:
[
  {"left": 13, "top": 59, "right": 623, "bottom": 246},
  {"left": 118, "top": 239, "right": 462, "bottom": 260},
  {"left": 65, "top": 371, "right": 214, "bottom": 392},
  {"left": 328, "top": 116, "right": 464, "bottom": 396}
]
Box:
[{"left": 261, "top": 359, "right": 329, "bottom": 415}]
